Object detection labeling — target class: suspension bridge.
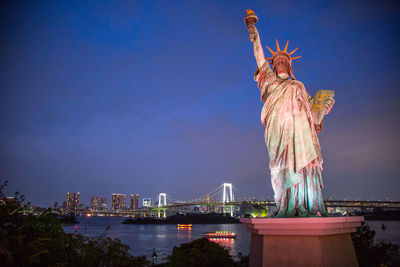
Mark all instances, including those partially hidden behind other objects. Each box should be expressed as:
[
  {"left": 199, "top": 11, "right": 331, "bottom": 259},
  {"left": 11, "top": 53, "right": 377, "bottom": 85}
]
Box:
[
  {"left": 153, "top": 183, "right": 242, "bottom": 206},
  {"left": 85, "top": 182, "right": 400, "bottom": 217},
  {"left": 152, "top": 183, "right": 240, "bottom": 217},
  {"left": 149, "top": 183, "right": 400, "bottom": 218}
]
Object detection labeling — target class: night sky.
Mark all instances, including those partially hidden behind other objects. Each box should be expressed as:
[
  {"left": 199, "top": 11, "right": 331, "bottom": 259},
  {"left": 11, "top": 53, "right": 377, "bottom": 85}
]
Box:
[{"left": 1, "top": 1, "right": 399, "bottom": 207}]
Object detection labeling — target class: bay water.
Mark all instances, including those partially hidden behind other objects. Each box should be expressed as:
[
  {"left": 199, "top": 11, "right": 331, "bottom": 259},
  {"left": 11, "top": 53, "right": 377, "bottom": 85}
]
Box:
[{"left": 64, "top": 217, "right": 400, "bottom": 260}]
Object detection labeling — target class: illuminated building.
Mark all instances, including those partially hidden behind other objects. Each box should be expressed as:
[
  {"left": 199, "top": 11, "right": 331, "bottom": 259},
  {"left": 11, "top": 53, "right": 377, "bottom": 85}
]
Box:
[
  {"left": 66, "top": 192, "right": 80, "bottom": 212},
  {"left": 100, "top": 197, "right": 107, "bottom": 211},
  {"left": 91, "top": 196, "right": 100, "bottom": 210},
  {"left": 130, "top": 194, "right": 139, "bottom": 211},
  {"left": 0, "top": 197, "right": 19, "bottom": 206},
  {"left": 143, "top": 198, "right": 152, "bottom": 207},
  {"left": 111, "top": 193, "right": 126, "bottom": 211}
]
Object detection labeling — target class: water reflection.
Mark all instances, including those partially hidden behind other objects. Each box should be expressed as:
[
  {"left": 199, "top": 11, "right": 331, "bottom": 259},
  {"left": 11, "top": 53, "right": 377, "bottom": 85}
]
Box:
[
  {"left": 208, "top": 237, "right": 235, "bottom": 251},
  {"left": 177, "top": 227, "right": 192, "bottom": 240}
]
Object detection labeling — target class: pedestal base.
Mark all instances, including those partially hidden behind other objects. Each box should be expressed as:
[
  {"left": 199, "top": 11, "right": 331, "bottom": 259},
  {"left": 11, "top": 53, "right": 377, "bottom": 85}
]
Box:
[{"left": 240, "top": 216, "right": 364, "bottom": 267}]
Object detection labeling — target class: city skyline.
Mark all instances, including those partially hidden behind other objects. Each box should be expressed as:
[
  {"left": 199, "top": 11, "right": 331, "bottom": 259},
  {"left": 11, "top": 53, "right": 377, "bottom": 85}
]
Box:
[
  {"left": 1, "top": 1, "right": 399, "bottom": 207},
  {"left": 62, "top": 187, "right": 397, "bottom": 211}
]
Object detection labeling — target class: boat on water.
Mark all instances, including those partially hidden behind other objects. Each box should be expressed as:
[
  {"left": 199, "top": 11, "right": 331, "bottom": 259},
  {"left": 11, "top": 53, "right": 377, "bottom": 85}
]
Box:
[
  {"left": 203, "top": 231, "right": 237, "bottom": 239},
  {"left": 177, "top": 224, "right": 192, "bottom": 228}
]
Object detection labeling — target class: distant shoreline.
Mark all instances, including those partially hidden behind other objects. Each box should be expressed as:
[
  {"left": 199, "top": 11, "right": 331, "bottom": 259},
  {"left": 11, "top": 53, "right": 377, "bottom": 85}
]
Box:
[
  {"left": 122, "top": 213, "right": 240, "bottom": 224},
  {"left": 121, "top": 214, "right": 400, "bottom": 224}
]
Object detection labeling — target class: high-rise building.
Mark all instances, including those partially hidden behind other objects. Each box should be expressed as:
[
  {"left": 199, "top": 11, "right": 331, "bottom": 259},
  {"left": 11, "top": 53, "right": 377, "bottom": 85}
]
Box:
[
  {"left": 130, "top": 194, "right": 139, "bottom": 211},
  {"left": 111, "top": 193, "right": 126, "bottom": 211},
  {"left": 100, "top": 197, "right": 107, "bottom": 211},
  {"left": 142, "top": 198, "right": 152, "bottom": 207},
  {"left": 91, "top": 196, "right": 100, "bottom": 210},
  {"left": 66, "top": 192, "right": 80, "bottom": 212}
]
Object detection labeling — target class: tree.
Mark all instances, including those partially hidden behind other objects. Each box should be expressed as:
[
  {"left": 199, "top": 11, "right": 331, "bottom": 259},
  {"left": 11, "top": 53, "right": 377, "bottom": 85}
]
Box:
[
  {"left": 352, "top": 222, "right": 400, "bottom": 267},
  {"left": 168, "top": 238, "right": 235, "bottom": 267}
]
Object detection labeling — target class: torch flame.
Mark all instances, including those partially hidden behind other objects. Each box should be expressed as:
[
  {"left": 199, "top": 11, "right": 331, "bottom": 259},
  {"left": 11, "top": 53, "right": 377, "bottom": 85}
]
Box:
[{"left": 247, "top": 9, "right": 255, "bottom": 15}]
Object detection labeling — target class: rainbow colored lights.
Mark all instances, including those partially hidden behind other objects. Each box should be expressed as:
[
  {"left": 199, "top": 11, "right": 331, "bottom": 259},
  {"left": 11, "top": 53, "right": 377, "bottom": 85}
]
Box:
[{"left": 203, "top": 231, "right": 237, "bottom": 239}]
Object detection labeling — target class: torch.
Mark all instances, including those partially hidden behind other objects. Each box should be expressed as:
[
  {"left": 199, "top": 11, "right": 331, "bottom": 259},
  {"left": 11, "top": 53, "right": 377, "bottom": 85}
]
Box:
[{"left": 244, "top": 9, "right": 258, "bottom": 42}]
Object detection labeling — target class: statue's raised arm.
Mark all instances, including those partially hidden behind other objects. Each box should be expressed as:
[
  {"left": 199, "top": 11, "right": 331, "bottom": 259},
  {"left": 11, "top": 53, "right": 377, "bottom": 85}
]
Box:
[
  {"left": 245, "top": 10, "right": 265, "bottom": 69},
  {"left": 249, "top": 25, "right": 265, "bottom": 69}
]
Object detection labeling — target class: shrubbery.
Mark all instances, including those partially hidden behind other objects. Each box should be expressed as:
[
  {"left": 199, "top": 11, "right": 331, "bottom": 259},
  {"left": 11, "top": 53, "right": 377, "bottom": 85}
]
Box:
[
  {"left": 352, "top": 222, "right": 400, "bottom": 267},
  {"left": 167, "top": 238, "right": 248, "bottom": 267}
]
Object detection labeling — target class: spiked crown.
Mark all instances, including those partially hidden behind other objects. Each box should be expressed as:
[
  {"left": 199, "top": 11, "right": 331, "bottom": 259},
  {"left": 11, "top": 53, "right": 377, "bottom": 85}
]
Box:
[{"left": 265, "top": 40, "right": 301, "bottom": 79}]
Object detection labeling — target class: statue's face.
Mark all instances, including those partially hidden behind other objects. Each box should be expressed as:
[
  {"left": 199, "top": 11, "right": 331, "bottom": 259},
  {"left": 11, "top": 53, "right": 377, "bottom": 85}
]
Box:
[{"left": 274, "top": 56, "right": 290, "bottom": 77}]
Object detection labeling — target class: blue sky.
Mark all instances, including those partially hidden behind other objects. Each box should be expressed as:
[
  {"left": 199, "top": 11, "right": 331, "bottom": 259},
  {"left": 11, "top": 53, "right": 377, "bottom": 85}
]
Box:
[{"left": 1, "top": 0, "right": 399, "bottom": 206}]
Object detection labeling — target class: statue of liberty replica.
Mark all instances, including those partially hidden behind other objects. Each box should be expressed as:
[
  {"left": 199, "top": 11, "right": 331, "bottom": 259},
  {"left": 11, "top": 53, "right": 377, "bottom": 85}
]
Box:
[{"left": 245, "top": 10, "right": 335, "bottom": 217}]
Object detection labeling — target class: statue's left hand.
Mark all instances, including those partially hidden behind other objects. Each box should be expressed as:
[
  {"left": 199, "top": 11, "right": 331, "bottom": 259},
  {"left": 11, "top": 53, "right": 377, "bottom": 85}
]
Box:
[
  {"left": 315, "top": 123, "right": 323, "bottom": 133},
  {"left": 324, "top": 98, "right": 335, "bottom": 115}
]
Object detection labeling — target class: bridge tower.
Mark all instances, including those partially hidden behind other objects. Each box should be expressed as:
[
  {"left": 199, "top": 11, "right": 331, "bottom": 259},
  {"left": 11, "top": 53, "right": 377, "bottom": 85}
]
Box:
[
  {"left": 222, "top": 183, "right": 234, "bottom": 203},
  {"left": 222, "top": 183, "right": 234, "bottom": 217},
  {"left": 206, "top": 194, "right": 210, "bottom": 213},
  {"left": 157, "top": 193, "right": 167, "bottom": 218},
  {"left": 158, "top": 193, "right": 167, "bottom": 207}
]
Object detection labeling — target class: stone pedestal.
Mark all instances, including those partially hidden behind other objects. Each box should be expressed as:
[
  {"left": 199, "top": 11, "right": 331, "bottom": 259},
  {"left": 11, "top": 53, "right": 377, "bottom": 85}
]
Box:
[{"left": 240, "top": 216, "right": 364, "bottom": 267}]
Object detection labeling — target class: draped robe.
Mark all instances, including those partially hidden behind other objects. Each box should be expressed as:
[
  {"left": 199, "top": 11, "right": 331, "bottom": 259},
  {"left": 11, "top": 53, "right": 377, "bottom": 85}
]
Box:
[{"left": 255, "top": 62, "right": 327, "bottom": 217}]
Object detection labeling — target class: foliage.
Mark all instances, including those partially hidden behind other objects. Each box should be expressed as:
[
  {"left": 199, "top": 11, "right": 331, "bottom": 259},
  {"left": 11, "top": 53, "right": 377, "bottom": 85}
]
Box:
[
  {"left": 234, "top": 252, "right": 249, "bottom": 267},
  {"left": 167, "top": 238, "right": 248, "bottom": 267},
  {"left": 0, "top": 181, "right": 149, "bottom": 266},
  {"left": 352, "top": 221, "right": 400, "bottom": 267},
  {"left": 250, "top": 209, "right": 269, "bottom": 218}
]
